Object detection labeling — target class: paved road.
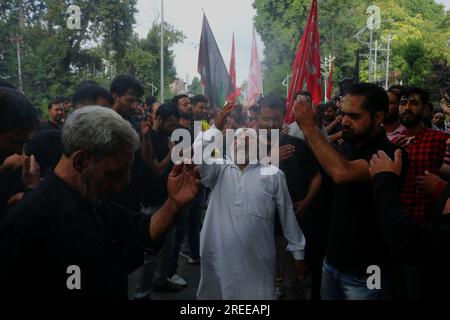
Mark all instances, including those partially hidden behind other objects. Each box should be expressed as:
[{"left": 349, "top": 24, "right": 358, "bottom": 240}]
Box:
[{"left": 128, "top": 255, "right": 200, "bottom": 300}]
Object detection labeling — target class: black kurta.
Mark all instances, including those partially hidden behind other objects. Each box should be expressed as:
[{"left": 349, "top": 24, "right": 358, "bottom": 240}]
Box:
[{"left": 0, "top": 170, "right": 154, "bottom": 299}]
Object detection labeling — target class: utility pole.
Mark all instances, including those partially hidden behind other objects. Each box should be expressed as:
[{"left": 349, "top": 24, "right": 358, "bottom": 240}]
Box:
[
  {"left": 282, "top": 72, "right": 292, "bottom": 97},
  {"left": 9, "top": 0, "right": 25, "bottom": 92},
  {"left": 160, "top": 0, "right": 165, "bottom": 103},
  {"left": 382, "top": 33, "right": 395, "bottom": 89},
  {"left": 321, "top": 54, "right": 335, "bottom": 102},
  {"left": 368, "top": 28, "right": 373, "bottom": 83},
  {"left": 8, "top": 35, "right": 23, "bottom": 92},
  {"left": 374, "top": 39, "right": 379, "bottom": 83}
]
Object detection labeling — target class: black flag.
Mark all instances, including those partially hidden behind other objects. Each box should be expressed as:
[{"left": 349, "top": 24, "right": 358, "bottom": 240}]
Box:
[{"left": 198, "top": 14, "right": 234, "bottom": 107}]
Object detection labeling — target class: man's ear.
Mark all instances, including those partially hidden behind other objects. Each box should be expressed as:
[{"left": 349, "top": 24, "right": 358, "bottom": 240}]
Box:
[
  {"left": 72, "top": 150, "right": 91, "bottom": 173},
  {"left": 375, "top": 111, "right": 385, "bottom": 126}
]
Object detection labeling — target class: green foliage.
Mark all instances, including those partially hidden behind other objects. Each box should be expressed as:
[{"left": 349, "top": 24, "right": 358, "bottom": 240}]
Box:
[
  {"left": 0, "top": 0, "right": 185, "bottom": 113},
  {"left": 188, "top": 76, "right": 203, "bottom": 95},
  {"left": 253, "top": 0, "right": 450, "bottom": 100}
]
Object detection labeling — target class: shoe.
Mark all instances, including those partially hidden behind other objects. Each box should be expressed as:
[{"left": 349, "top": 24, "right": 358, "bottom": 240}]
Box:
[
  {"left": 168, "top": 274, "right": 187, "bottom": 287},
  {"left": 152, "top": 280, "right": 183, "bottom": 293},
  {"left": 180, "top": 251, "right": 200, "bottom": 264}
]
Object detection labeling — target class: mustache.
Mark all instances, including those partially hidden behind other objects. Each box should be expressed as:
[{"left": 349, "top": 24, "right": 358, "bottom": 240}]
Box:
[
  {"left": 342, "top": 126, "right": 354, "bottom": 132},
  {"left": 400, "top": 111, "right": 415, "bottom": 117}
]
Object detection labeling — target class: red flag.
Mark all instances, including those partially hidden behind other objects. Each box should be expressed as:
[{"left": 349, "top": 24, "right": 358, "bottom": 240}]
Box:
[
  {"left": 326, "top": 63, "right": 334, "bottom": 100},
  {"left": 284, "top": 0, "right": 322, "bottom": 124},
  {"left": 245, "top": 26, "right": 264, "bottom": 107},
  {"left": 227, "top": 33, "right": 240, "bottom": 105}
]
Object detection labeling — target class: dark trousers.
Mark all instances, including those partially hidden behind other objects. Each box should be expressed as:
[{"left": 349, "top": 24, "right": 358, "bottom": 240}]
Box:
[{"left": 168, "top": 187, "right": 204, "bottom": 277}]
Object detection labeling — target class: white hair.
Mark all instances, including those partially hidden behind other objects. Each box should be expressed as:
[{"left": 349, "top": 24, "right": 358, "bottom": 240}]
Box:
[{"left": 62, "top": 106, "right": 140, "bottom": 156}]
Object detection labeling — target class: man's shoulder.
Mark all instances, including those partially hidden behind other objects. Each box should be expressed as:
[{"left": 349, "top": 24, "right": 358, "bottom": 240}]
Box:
[
  {"left": 40, "top": 121, "right": 58, "bottom": 131},
  {"left": 2, "top": 181, "right": 55, "bottom": 228},
  {"left": 424, "top": 128, "right": 448, "bottom": 141},
  {"left": 282, "top": 133, "right": 307, "bottom": 147}
]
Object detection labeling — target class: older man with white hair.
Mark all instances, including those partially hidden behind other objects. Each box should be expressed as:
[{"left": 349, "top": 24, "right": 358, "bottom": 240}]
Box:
[{"left": 0, "top": 106, "right": 200, "bottom": 299}]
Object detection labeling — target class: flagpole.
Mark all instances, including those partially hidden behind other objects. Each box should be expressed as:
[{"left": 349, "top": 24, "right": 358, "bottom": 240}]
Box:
[{"left": 160, "top": 0, "right": 165, "bottom": 103}]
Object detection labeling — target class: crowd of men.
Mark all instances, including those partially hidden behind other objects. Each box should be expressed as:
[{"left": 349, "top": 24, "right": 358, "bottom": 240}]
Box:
[{"left": 1, "top": 75, "right": 450, "bottom": 300}]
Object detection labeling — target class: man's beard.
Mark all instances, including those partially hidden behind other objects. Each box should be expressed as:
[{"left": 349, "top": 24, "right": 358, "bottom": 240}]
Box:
[
  {"left": 323, "top": 116, "right": 335, "bottom": 124},
  {"left": 400, "top": 112, "right": 422, "bottom": 128},
  {"left": 80, "top": 169, "right": 103, "bottom": 206},
  {"left": 117, "top": 107, "right": 136, "bottom": 120},
  {"left": 341, "top": 122, "right": 374, "bottom": 145}
]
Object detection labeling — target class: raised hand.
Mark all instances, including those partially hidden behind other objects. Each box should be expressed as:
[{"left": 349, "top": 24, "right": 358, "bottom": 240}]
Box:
[
  {"left": 293, "top": 96, "right": 318, "bottom": 129},
  {"left": 214, "top": 101, "right": 234, "bottom": 131},
  {"left": 167, "top": 163, "right": 201, "bottom": 208},
  {"left": 140, "top": 117, "right": 153, "bottom": 137},
  {"left": 22, "top": 155, "right": 40, "bottom": 189}
]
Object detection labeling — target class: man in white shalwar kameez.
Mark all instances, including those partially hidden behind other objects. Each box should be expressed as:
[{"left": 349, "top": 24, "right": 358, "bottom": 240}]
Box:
[{"left": 194, "top": 104, "right": 306, "bottom": 300}]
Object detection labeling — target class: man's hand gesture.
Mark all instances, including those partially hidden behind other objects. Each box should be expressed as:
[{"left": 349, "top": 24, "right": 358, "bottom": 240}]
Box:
[
  {"left": 369, "top": 149, "right": 403, "bottom": 178},
  {"left": 293, "top": 96, "right": 318, "bottom": 130},
  {"left": 141, "top": 117, "right": 153, "bottom": 137},
  {"left": 22, "top": 155, "right": 40, "bottom": 189},
  {"left": 167, "top": 163, "right": 201, "bottom": 208},
  {"left": 214, "top": 101, "right": 234, "bottom": 131}
]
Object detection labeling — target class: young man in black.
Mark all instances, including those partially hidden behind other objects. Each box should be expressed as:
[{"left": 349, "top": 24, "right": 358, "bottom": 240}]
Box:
[
  {"left": 0, "top": 88, "right": 40, "bottom": 221},
  {"left": 135, "top": 103, "right": 183, "bottom": 298},
  {"left": 41, "top": 96, "right": 66, "bottom": 131},
  {"left": 109, "top": 75, "right": 148, "bottom": 212},
  {"left": 294, "top": 83, "right": 408, "bottom": 300},
  {"left": 256, "top": 94, "right": 322, "bottom": 299}
]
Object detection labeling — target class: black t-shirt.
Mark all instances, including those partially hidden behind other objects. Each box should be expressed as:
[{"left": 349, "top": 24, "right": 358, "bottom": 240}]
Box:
[
  {"left": 0, "top": 171, "right": 153, "bottom": 299},
  {"left": 278, "top": 134, "right": 318, "bottom": 203},
  {"left": 269, "top": 134, "right": 318, "bottom": 236},
  {"left": 0, "top": 168, "right": 24, "bottom": 222},
  {"left": 25, "top": 129, "right": 63, "bottom": 176},
  {"left": 138, "top": 129, "right": 172, "bottom": 208},
  {"left": 40, "top": 121, "right": 61, "bottom": 131},
  {"left": 326, "top": 132, "right": 408, "bottom": 276}
]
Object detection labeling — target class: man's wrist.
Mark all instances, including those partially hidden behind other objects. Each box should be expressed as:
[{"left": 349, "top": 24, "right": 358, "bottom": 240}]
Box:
[
  {"left": 166, "top": 196, "right": 183, "bottom": 213},
  {"left": 301, "top": 124, "right": 319, "bottom": 137}
]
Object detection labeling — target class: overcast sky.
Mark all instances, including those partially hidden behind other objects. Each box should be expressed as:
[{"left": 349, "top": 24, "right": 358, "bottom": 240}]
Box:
[
  {"left": 135, "top": 0, "right": 450, "bottom": 88},
  {"left": 135, "top": 0, "right": 263, "bottom": 87}
]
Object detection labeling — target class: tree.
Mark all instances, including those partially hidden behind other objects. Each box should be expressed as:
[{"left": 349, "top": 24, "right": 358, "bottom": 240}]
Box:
[
  {"left": 188, "top": 76, "right": 202, "bottom": 95},
  {"left": 253, "top": 0, "right": 450, "bottom": 100},
  {"left": 0, "top": 1, "right": 184, "bottom": 112}
]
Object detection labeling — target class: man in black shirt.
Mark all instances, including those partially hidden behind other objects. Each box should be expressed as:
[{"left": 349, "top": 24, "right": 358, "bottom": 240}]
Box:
[
  {"left": 294, "top": 83, "right": 408, "bottom": 300},
  {"left": 109, "top": 75, "right": 147, "bottom": 212},
  {"left": 139, "top": 103, "right": 179, "bottom": 208},
  {"left": 135, "top": 103, "right": 181, "bottom": 298},
  {"left": 0, "top": 88, "right": 40, "bottom": 221},
  {"left": 256, "top": 94, "right": 322, "bottom": 299},
  {"left": 0, "top": 107, "right": 200, "bottom": 299},
  {"left": 41, "top": 96, "right": 66, "bottom": 131}
]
